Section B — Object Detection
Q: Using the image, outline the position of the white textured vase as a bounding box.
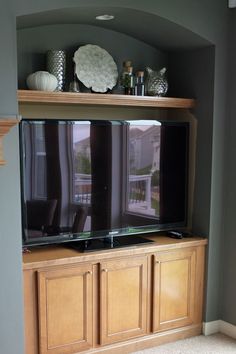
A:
[26,71,58,91]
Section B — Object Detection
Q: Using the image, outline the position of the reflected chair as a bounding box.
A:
[72,205,89,233]
[26,199,57,232]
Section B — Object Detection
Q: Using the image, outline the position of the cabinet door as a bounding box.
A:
[100,255,148,345]
[37,264,93,354]
[153,247,196,332]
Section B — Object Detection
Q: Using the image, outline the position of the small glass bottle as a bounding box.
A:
[124,66,134,95]
[69,74,80,92]
[134,71,145,96]
[120,60,132,88]
[69,66,80,93]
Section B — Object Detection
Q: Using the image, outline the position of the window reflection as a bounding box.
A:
[127,121,161,218]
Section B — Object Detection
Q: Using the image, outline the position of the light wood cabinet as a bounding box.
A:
[152,247,196,332]
[100,256,148,345]
[23,236,207,354]
[37,264,93,354]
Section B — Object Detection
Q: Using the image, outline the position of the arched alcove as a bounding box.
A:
[16,6,213,94]
[16,5,215,236]
[16,6,211,50]
[0,2,229,354]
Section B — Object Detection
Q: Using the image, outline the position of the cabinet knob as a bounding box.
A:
[102,269,108,272]
[156,260,161,264]
[87,271,93,275]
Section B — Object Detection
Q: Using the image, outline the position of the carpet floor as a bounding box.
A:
[133,334,236,353]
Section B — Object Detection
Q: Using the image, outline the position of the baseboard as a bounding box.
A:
[202,320,220,336]
[203,320,236,339]
[220,320,236,339]
[83,324,202,354]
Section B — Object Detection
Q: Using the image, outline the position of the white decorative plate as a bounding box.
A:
[73,44,118,93]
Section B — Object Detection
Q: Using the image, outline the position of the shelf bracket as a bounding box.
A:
[0,117,20,166]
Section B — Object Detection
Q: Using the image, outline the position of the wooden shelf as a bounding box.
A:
[17,90,195,109]
[0,118,19,165]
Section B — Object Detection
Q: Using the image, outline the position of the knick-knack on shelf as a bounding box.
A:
[124,66,134,95]
[134,71,145,96]
[26,71,58,91]
[145,67,168,97]
[69,64,80,93]
[120,60,132,87]
[46,50,66,91]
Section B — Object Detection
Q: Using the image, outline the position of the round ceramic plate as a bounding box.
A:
[73,44,118,93]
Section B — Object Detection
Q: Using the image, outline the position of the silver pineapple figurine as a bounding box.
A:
[145,67,168,97]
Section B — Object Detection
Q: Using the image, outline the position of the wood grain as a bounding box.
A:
[0,118,19,165]
[37,264,93,354]
[23,236,207,270]
[100,256,148,345]
[152,247,196,332]
[194,246,206,324]
[82,324,202,354]
[23,238,207,354]
[17,90,195,109]
[23,270,39,354]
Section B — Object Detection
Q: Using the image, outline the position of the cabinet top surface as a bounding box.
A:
[17,90,195,109]
[23,235,207,270]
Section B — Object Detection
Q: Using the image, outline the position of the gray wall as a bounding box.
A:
[168,47,225,321]
[0,1,231,353]
[221,10,236,325]
[17,24,166,90]
[0,4,24,354]
[168,47,215,236]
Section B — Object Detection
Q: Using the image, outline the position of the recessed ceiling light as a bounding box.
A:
[95,14,115,21]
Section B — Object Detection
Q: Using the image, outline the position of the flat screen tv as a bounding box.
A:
[20,119,189,251]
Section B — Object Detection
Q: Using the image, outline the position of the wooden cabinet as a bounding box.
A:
[100,256,148,345]
[37,264,93,354]
[152,247,197,333]
[23,236,207,354]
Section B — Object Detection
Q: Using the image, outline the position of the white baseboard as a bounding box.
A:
[220,320,236,339]
[203,320,220,336]
[203,320,236,339]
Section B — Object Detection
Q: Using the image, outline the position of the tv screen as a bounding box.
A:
[20,119,189,248]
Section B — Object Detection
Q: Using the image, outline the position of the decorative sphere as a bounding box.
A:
[26,71,58,91]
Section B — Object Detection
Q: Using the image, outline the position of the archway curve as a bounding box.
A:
[16,6,211,51]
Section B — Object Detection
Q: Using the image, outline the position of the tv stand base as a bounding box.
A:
[68,235,154,252]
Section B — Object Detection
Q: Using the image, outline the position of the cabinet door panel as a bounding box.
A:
[38,265,93,354]
[100,256,148,345]
[153,248,196,332]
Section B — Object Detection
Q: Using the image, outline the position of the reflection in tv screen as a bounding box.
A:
[20,119,189,246]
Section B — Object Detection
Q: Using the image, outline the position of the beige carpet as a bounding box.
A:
[133,334,236,353]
